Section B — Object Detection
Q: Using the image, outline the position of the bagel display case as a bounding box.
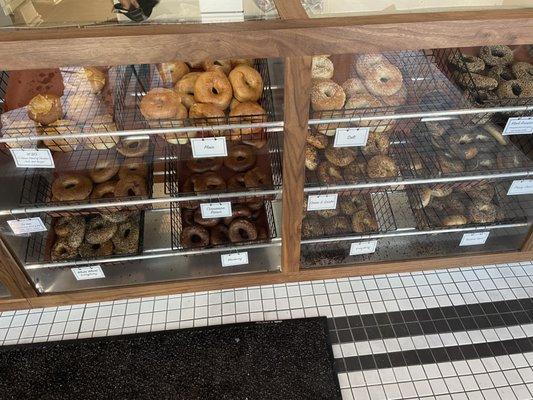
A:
[0,1,532,310]
[0,57,285,294]
[301,46,533,270]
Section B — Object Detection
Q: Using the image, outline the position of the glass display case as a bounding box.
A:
[0,58,285,293]
[0,1,531,307]
[301,47,533,269]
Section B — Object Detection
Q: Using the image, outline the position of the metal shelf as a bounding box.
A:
[301,223,529,245]
[22,205,283,270]
[301,188,531,244]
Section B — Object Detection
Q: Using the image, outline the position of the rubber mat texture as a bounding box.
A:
[0,317,341,400]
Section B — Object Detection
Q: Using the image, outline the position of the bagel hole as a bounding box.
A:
[65,183,76,190]
[127,142,138,149]
[492,49,505,57]
[511,83,523,96]
[238,228,250,240]
[380,77,389,83]
[127,189,137,196]
[211,87,219,95]
[102,192,114,199]
[191,234,202,244]
[501,72,513,81]
[123,228,131,238]
[92,244,101,251]
[236,156,245,161]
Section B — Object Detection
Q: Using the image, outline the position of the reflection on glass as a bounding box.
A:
[302,0,532,18]
[0,0,278,29]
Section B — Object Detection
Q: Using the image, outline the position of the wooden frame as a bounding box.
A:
[0,4,532,310]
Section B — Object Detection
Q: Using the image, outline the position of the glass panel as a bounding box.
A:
[0,0,278,29]
[302,1,533,18]
[302,45,533,269]
[0,57,285,293]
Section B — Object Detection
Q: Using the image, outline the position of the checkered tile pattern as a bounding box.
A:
[2,262,533,399]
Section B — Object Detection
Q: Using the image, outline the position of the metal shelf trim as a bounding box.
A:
[24,239,283,270]
[0,106,530,144]
[308,105,532,126]
[0,189,283,216]
[304,171,533,193]
[301,222,530,244]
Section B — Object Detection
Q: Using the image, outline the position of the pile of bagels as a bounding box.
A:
[140,59,267,146]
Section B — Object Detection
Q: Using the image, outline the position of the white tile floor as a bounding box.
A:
[3,261,533,399]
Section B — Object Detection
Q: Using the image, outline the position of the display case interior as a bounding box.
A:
[0,57,285,293]
[302,45,533,270]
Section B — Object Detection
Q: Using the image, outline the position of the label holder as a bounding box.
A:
[221,252,249,267]
[200,202,233,219]
[307,194,338,211]
[503,117,533,136]
[334,127,370,148]
[10,148,55,169]
[190,137,228,159]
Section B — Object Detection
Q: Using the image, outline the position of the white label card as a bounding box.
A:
[350,240,378,256]
[460,232,490,247]
[307,194,338,211]
[10,149,54,168]
[503,117,533,135]
[7,217,47,235]
[221,252,249,267]
[71,266,105,281]
[200,202,233,219]
[507,180,533,196]
[190,137,228,158]
[334,127,370,148]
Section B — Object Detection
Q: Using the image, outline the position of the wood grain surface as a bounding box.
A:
[1,10,532,69]
[282,56,312,273]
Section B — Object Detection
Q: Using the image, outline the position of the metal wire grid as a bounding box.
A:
[24,211,145,264]
[305,128,406,188]
[310,50,470,128]
[302,189,397,240]
[164,131,283,199]
[433,48,533,109]
[405,179,529,231]
[395,119,532,180]
[169,199,278,251]
[511,136,533,161]
[0,66,128,153]
[121,59,276,143]
[18,142,156,215]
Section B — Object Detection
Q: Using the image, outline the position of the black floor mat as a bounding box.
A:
[0,317,341,400]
